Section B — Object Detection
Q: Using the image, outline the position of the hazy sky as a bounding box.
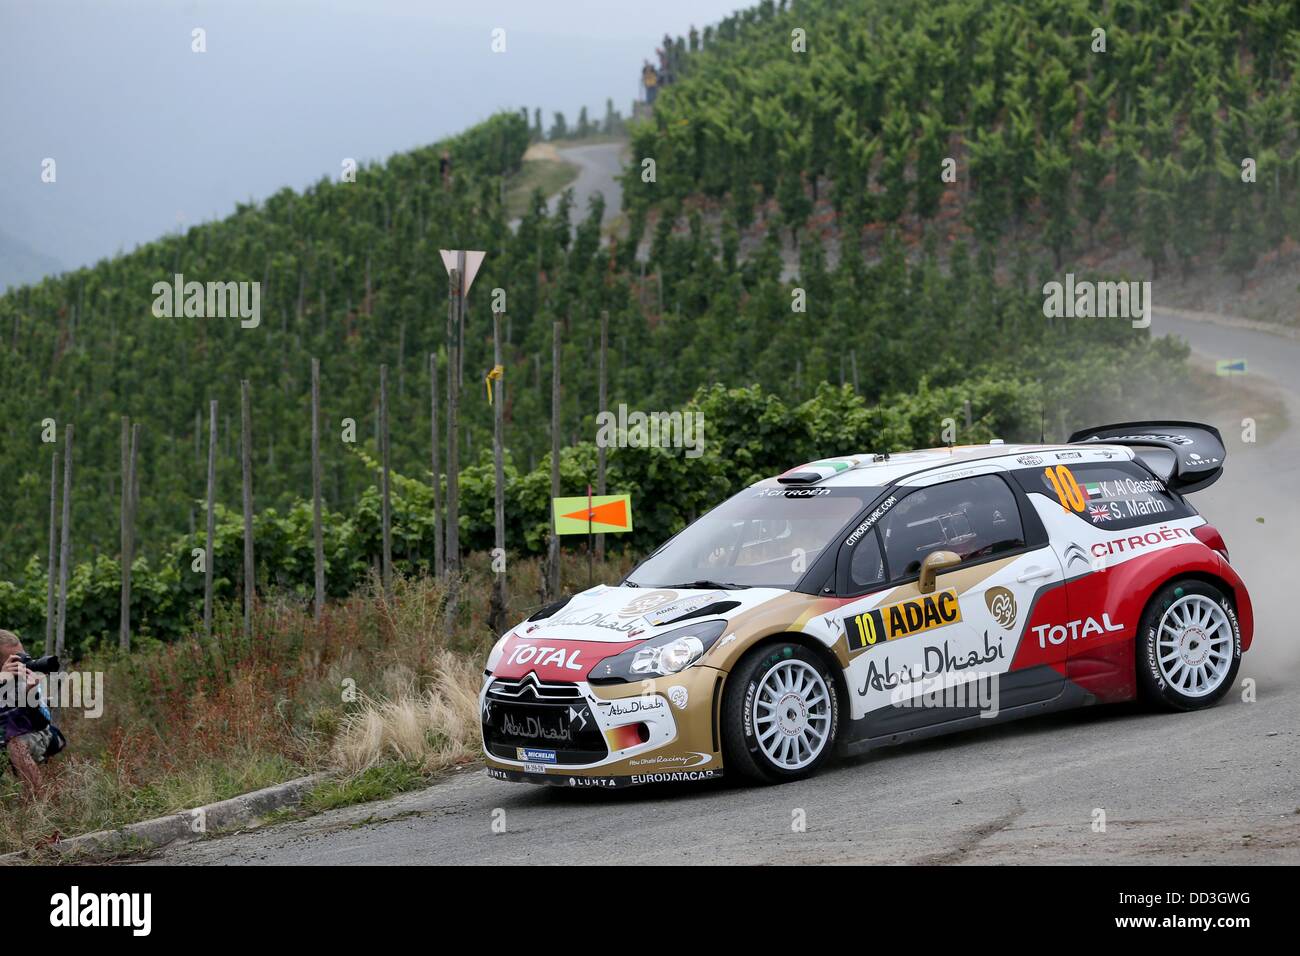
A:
[0,0,741,278]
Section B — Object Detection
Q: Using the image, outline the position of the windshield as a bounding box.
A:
[626,486,876,589]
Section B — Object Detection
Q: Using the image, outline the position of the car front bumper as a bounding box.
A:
[481,665,724,788]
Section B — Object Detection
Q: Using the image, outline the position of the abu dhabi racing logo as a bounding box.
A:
[627,751,712,769]
[618,590,679,617]
[985,586,1017,630]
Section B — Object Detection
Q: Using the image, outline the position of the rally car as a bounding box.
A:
[481,421,1251,786]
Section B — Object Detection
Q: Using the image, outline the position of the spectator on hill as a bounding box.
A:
[0,630,54,799]
[642,60,659,104]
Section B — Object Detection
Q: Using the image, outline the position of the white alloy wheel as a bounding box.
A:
[1155,594,1234,698]
[753,659,833,770]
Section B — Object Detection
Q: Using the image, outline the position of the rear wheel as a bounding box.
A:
[722,642,840,783]
[1137,578,1241,711]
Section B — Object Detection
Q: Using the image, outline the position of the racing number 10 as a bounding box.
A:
[849,612,879,646]
[1044,465,1086,513]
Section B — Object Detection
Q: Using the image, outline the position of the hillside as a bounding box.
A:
[628,0,1300,310]
[5,0,1291,631]
[0,113,543,575]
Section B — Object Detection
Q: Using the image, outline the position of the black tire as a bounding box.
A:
[1136,578,1241,711]
[721,640,840,784]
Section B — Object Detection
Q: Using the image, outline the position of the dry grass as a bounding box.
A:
[331,650,482,775]
[1,553,636,854]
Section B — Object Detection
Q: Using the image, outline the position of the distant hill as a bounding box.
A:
[0,228,63,292]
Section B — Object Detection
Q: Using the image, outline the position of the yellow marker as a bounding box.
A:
[485,364,504,403]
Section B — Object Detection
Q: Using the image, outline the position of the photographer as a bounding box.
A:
[0,629,59,798]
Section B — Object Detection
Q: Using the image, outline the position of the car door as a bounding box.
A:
[837,472,1066,738]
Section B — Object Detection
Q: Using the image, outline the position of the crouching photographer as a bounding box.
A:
[0,629,67,799]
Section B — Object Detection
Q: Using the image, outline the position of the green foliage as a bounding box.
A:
[301,762,427,813]
[631,0,1300,261]
[0,361,1183,652]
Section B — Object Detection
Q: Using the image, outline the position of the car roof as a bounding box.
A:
[757,443,1137,490]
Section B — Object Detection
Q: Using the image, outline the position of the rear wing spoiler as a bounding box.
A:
[1068,420,1225,494]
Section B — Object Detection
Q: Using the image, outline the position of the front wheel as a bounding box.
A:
[722,642,840,784]
[1137,578,1241,711]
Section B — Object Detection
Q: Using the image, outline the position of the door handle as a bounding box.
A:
[1016,567,1054,584]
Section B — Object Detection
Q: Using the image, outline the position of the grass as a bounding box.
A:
[0,551,637,856]
[329,651,481,774]
[301,762,428,813]
[504,155,580,219]
[0,753,301,851]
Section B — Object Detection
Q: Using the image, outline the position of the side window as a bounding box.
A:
[1013,461,1193,531]
[879,475,1026,578]
[848,528,886,591]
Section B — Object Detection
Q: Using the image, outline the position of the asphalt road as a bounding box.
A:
[148,307,1300,866]
[546,142,625,228]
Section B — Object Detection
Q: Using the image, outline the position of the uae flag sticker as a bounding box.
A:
[1084,482,1103,499]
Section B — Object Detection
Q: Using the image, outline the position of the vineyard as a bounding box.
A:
[626,0,1300,279]
[2,0,1294,653]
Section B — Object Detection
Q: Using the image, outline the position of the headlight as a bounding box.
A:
[590,620,728,683]
[633,636,704,676]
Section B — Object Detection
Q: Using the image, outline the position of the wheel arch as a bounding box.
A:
[1170,569,1237,604]
[1131,567,1240,655]
[1138,568,1241,629]
[710,629,851,753]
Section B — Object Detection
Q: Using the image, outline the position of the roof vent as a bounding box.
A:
[776,458,859,485]
[989,439,1004,445]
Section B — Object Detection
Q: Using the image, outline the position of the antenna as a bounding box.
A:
[1039,409,1045,444]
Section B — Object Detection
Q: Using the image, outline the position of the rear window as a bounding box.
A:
[1012,461,1193,531]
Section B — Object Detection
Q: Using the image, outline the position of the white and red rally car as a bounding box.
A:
[481,421,1251,786]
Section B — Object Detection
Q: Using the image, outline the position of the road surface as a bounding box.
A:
[149,308,1300,865]
[546,142,625,228]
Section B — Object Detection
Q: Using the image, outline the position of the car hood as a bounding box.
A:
[488,584,789,681]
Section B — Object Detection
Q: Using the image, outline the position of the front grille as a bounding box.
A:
[483,675,606,765]
[487,675,583,702]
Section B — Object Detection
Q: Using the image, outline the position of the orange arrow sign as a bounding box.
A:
[552,493,633,534]
[560,498,628,528]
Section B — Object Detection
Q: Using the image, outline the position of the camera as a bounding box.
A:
[17,653,59,674]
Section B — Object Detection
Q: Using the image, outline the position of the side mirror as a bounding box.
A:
[918,550,962,594]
